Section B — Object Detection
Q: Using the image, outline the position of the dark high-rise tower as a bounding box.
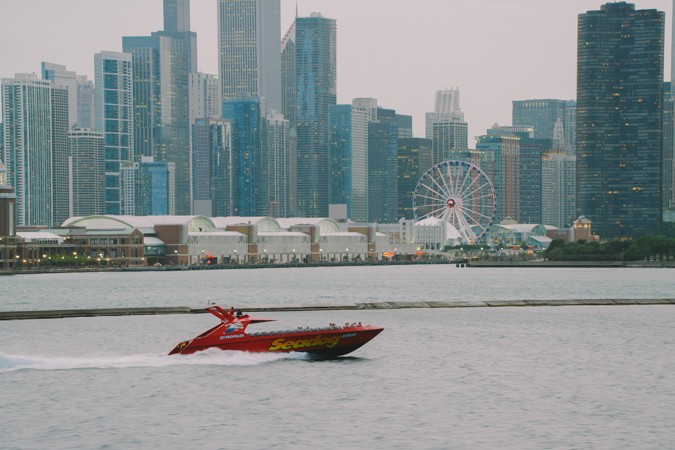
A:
[577,2,664,238]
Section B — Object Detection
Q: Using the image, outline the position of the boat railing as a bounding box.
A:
[247,325,344,337]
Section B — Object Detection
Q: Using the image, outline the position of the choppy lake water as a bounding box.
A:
[1,266,675,449]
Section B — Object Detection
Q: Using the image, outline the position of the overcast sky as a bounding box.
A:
[1,0,672,139]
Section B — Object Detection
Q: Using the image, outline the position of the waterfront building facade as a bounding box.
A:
[577,2,664,237]
[0,161,17,269]
[295,13,337,217]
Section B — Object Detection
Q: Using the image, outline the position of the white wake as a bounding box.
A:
[0,348,304,373]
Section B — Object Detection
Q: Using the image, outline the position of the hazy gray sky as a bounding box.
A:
[1,0,672,139]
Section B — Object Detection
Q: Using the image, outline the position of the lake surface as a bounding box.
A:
[1,265,674,311]
[1,266,675,449]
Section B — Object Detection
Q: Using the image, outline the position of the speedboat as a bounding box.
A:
[168,305,384,358]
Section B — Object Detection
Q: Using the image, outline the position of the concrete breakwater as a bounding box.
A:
[1,298,674,320]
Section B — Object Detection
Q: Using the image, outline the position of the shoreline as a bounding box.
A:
[2,298,674,320]
[2,259,675,275]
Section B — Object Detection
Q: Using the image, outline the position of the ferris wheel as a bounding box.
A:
[413,160,496,244]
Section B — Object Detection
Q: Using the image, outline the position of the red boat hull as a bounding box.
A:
[169,325,383,358]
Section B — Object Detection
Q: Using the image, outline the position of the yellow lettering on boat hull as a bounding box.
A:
[268,335,341,351]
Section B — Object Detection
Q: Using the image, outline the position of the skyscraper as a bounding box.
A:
[164,0,191,33]
[265,111,290,218]
[512,99,577,154]
[2,74,70,227]
[69,129,105,217]
[189,72,222,126]
[136,157,176,215]
[295,13,337,217]
[367,107,399,224]
[664,82,675,214]
[94,51,135,215]
[476,128,520,223]
[577,2,664,238]
[425,88,469,164]
[218,0,282,112]
[281,20,298,213]
[76,75,96,130]
[41,62,78,129]
[397,138,432,220]
[123,0,196,215]
[542,152,576,228]
[41,64,96,131]
[328,104,369,222]
[50,83,70,226]
[192,118,233,216]
[222,97,265,216]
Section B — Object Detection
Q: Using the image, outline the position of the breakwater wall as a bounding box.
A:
[1,298,674,321]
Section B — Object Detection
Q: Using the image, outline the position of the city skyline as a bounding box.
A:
[1,0,672,139]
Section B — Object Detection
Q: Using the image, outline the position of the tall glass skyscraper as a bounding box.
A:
[2,74,69,227]
[397,138,432,220]
[192,118,233,216]
[218,0,281,112]
[577,2,664,238]
[222,98,265,216]
[542,152,577,228]
[368,108,399,224]
[137,158,175,215]
[295,13,337,217]
[123,0,196,215]
[328,104,368,222]
[94,51,135,215]
[265,111,290,218]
